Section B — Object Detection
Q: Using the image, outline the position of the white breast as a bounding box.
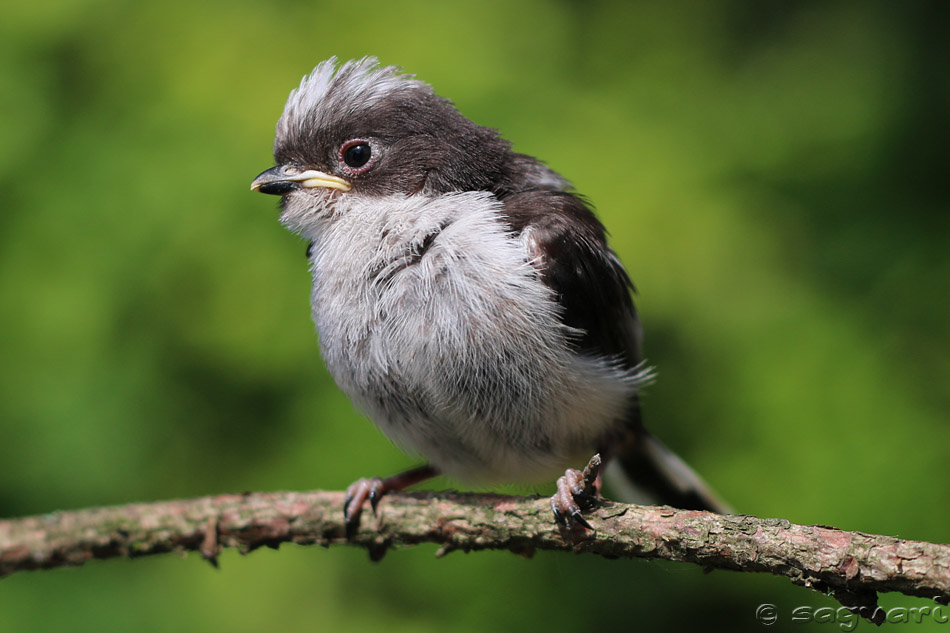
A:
[299,192,640,484]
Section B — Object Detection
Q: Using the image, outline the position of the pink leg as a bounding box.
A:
[344,464,438,534]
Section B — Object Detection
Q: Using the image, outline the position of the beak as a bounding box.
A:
[250,166,352,195]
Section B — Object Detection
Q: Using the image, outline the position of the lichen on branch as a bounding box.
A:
[1,490,947,624]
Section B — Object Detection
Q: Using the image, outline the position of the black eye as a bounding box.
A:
[343,143,372,169]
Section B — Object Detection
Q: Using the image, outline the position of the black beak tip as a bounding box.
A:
[252,165,298,196]
[255,180,299,196]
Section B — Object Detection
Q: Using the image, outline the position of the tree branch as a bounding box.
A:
[1,490,947,623]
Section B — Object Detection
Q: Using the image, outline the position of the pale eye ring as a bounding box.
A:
[339,139,375,174]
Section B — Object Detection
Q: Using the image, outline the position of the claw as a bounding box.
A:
[551,500,566,527]
[550,453,604,538]
[344,477,382,535]
[342,464,438,538]
[570,510,594,531]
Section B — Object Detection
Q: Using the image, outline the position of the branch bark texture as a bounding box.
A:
[1,490,947,620]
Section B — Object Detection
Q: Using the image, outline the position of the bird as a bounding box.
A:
[251,57,730,534]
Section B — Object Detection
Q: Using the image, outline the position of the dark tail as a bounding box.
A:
[605,432,733,514]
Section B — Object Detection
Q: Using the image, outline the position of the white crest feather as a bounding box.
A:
[275,57,428,145]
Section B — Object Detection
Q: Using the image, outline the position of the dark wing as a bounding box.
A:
[499,191,732,512]
[500,190,733,511]
[501,190,730,511]
[499,190,643,367]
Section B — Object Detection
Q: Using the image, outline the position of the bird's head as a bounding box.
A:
[251,57,525,231]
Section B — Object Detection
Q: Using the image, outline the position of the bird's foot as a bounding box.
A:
[551,453,603,539]
[344,477,386,536]
[343,464,437,536]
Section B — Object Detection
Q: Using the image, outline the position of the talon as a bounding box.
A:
[551,500,566,526]
[344,477,380,535]
[341,465,438,538]
[550,455,605,537]
[570,510,594,531]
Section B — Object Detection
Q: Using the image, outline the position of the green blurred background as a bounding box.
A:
[1,1,947,631]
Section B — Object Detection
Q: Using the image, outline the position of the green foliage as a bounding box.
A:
[1,1,947,631]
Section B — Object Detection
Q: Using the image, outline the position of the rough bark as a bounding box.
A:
[1,490,948,623]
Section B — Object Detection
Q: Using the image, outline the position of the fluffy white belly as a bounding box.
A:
[302,192,638,484]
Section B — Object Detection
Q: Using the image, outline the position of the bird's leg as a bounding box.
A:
[344,464,438,535]
[551,453,604,536]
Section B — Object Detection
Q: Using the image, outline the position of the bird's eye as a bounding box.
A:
[341,141,373,170]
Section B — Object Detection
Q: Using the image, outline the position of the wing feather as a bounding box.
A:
[500,190,643,366]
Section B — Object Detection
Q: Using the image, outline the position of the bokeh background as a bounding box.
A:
[1,1,947,631]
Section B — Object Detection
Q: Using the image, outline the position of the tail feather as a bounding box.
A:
[605,432,733,514]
